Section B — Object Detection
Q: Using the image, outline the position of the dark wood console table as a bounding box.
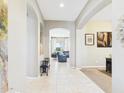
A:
[106,58,112,73]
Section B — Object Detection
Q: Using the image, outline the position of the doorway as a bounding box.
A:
[49,28,70,63]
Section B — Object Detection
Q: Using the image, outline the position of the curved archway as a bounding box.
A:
[50,28,70,37]
[43,21,76,67]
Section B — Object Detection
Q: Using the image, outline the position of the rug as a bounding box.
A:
[80,68,112,93]
[98,70,112,77]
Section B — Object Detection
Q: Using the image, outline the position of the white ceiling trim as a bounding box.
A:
[76,0,112,29]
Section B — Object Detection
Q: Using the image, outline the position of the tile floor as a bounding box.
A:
[26,59,105,93]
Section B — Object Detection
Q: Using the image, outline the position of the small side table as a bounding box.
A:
[106,58,112,73]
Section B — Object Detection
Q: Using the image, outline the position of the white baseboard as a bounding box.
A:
[26,76,39,80]
[76,66,106,69]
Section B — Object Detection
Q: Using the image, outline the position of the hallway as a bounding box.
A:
[2,0,124,92]
[26,59,105,93]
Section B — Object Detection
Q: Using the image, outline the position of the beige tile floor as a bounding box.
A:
[26,59,105,93]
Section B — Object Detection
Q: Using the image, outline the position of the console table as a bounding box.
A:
[106,58,112,73]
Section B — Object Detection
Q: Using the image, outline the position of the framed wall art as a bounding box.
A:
[85,34,94,46]
[97,32,112,47]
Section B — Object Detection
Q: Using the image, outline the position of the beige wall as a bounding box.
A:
[76,20,112,68]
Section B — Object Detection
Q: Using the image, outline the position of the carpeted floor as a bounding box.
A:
[98,69,112,77]
[80,68,112,93]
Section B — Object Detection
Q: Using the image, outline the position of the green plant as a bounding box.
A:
[0,7,8,40]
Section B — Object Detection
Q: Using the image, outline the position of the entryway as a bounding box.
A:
[49,28,70,63]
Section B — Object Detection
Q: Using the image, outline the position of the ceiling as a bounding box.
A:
[37,0,88,21]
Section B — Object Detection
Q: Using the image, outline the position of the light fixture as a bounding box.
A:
[60,3,64,8]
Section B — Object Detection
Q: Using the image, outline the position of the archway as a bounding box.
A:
[43,21,76,68]
[49,28,71,63]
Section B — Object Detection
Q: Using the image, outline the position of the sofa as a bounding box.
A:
[58,52,67,62]
[51,52,57,58]
[63,51,69,58]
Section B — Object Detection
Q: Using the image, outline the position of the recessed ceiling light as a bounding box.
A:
[60,3,64,8]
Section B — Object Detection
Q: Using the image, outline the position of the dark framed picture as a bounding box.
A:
[85,34,94,46]
[97,32,112,47]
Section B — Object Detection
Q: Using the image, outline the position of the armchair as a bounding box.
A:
[58,53,67,62]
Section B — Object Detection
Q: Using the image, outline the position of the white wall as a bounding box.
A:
[27,0,45,78]
[8,0,27,92]
[8,0,44,92]
[113,0,124,93]
[27,5,38,77]
[76,28,88,67]
[76,4,112,68]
